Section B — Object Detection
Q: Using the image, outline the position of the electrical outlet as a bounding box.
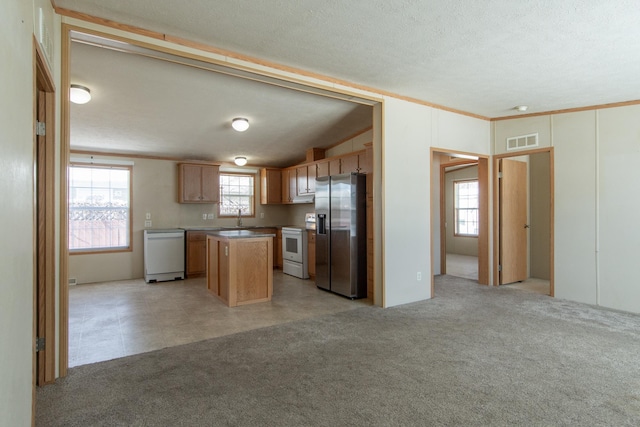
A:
[260,212,264,219]
[207,213,214,219]
[145,212,151,220]
[417,272,422,281]
[144,220,152,228]
[202,214,207,220]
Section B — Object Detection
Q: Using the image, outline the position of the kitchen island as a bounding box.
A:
[206,230,275,307]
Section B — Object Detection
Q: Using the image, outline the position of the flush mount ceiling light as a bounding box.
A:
[234,156,248,166]
[70,84,92,104]
[231,117,249,132]
[515,105,528,112]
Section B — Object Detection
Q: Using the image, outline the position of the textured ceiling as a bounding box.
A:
[55,0,640,163]
[57,0,640,119]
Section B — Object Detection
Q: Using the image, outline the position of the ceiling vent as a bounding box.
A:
[506,133,538,151]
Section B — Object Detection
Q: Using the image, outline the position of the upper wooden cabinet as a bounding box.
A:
[316,160,329,178]
[281,168,297,204]
[297,164,317,195]
[340,153,359,174]
[260,168,282,204]
[178,163,219,203]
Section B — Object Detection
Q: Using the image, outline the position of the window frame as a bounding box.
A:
[68,163,133,254]
[217,172,256,218]
[453,178,479,238]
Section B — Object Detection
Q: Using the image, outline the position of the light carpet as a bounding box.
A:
[36,275,640,426]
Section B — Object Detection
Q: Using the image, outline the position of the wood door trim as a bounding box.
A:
[59,25,72,379]
[34,34,57,405]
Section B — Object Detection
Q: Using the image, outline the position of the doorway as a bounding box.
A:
[431,149,489,295]
[493,148,554,296]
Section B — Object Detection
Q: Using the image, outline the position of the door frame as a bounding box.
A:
[492,147,554,295]
[431,148,489,295]
[33,37,57,392]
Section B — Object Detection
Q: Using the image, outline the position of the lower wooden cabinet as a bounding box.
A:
[308,230,316,279]
[186,231,207,277]
[276,229,283,269]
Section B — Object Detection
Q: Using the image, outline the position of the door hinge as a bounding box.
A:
[498,172,503,179]
[35,337,45,352]
[36,121,46,136]
[498,265,502,272]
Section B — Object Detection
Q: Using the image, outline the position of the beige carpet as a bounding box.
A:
[37,275,640,426]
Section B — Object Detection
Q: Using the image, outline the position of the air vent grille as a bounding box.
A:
[506,133,538,151]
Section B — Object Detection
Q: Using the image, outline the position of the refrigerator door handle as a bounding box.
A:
[317,214,327,235]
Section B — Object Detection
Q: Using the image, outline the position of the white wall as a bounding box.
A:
[1,0,57,424]
[597,105,640,312]
[382,98,433,306]
[495,106,640,313]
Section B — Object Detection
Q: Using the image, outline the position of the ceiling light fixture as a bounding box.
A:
[232,117,250,132]
[515,105,528,112]
[70,84,92,104]
[234,156,248,166]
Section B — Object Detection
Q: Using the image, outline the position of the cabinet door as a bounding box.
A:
[281,168,296,203]
[307,164,317,193]
[358,151,371,174]
[187,232,207,276]
[200,165,219,203]
[308,231,316,277]
[340,153,359,174]
[180,164,203,202]
[276,229,283,268]
[329,158,341,175]
[296,165,309,195]
[316,161,329,178]
[261,168,282,204]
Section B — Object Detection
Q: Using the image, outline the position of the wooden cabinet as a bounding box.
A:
[178,163,219,203]
[297,164,317,195]
[281,168,297,204]
[340,153,359,173]
[276,229,283,268]
[260,168,282,204]
[252,228,278,268]
[207,234,273,307]
[186,231,207,277]
[337,150,368,174]
[316,160,329,178]
[329,158,341,175]
[307,230,316,279]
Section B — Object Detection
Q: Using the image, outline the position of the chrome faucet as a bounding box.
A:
[237,208,242,227]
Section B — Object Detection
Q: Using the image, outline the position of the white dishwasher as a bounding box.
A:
[143,229,185,283]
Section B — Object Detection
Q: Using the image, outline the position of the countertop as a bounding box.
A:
[181,226,283,231]
[206,230,276,239]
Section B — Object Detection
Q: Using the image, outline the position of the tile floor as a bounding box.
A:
[69,271,370,367]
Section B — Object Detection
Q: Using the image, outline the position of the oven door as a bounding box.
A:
[282,230,303,263]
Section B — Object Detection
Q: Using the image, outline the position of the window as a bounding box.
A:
[454,180,479,237]
[218,173,255,217]
[69,164,131,252]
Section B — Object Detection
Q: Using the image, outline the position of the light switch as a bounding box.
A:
[202,214,207,220]
[145,212,151,220]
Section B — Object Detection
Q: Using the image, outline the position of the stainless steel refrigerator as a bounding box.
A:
[315,173,367,299]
